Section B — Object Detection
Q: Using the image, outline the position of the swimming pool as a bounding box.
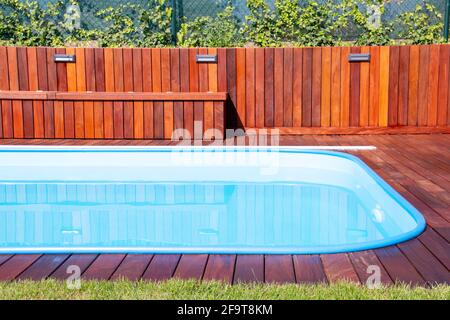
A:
[0,147,425,254]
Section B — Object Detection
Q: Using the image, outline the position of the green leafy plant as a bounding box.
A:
[0,0,447,48]
[96,4,140,47]
[0,0,97,46]
[62,1,98,46]
[243,0,278,47]
[0,0,66,46]
[244,0,354,47]
[293,0,353,46]
[139,0,173,46]
[96,0,173,47]
[273,0,301,44]
[397,3,444,44]
[177,6,243,47]
[350,0,393,46]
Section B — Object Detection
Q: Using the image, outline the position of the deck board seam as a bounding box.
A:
[262,255,266,283]
[417,237,450,272]
[48,254,73,279]
[345,253,364,285]
[80,254,100,277]
[290,255,298,284]
[373,247,426,286]
[42,254,72,280]
[200,255,211,282]
[12,254,43,280]
[137,254,156,280]
[171,255,183,279]
[230,255,238,285]
[395,245,437,287]
[0,255,14,268]
[367,251,395,285]
[107,254,128,281]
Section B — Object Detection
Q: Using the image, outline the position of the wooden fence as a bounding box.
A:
[0,45,449,139]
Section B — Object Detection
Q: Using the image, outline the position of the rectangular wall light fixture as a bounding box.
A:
[54,54,76,63]
[196,54,217,63]
[348,53,370,63]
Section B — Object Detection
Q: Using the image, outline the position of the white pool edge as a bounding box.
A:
[0,145,377,151]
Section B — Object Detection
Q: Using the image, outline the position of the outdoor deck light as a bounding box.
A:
[196,54,217,63]
[348,53,370,62]
[54,54,76,63]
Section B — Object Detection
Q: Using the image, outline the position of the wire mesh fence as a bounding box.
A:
[3,0,450,43]
[49,0,449,27]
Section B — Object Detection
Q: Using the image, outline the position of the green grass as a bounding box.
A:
[0,279,448,300]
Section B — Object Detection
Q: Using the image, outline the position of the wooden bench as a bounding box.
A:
[0,91,227,140]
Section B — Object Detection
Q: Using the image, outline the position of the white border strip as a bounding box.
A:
[0,145,377,151]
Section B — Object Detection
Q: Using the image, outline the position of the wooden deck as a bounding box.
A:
[0,134,448,286]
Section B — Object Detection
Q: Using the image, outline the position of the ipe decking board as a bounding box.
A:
[17,254,70,281]
[233,254,264,283]
[321,253,360,283]
[265,255,296,284]
[0,255,12,266]
[203,255,236,284]
[0,254,41,281]
[141,254,180,281]
[348,250,392,286]
[110,254,154,281]
[50,254,98,280]
[374,246,425,286]
[82,254,126,280]
[292,255,328,284]
[173,254,208,280]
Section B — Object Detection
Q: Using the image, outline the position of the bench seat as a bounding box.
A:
[0,90,227,140]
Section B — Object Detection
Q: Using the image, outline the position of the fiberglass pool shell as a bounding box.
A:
[0,147,426,254]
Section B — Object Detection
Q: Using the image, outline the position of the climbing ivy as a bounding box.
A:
[95,0,173,47]
[177,6,243,47]
[0,0,67,46]
[397,3,444,44]
[350,0,393,46]
[0,0,446,47]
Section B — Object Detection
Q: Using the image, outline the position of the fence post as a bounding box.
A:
[178,0,184,22]
[170,0,184,45]
[170,0,177,45]
[445,0,450,41]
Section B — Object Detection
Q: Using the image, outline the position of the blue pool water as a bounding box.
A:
[0,147,425,254]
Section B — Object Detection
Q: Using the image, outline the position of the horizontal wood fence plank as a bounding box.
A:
[0,91,228,101]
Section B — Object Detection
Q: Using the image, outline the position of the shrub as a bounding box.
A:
[96,0,173,47]
[243,0,278,47]
[95,4,141,47]
[292,0,353,46]
[397,3,444,44]
[0,0,66,46]
[274,0,301,44]
[62,1,98,46]
[177,6,243,47]
[139,0,173,47]
[350,0,393,46]
[243,0,354,47]
[0,0,447,47]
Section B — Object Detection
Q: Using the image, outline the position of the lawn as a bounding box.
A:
[0,279,448,300]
